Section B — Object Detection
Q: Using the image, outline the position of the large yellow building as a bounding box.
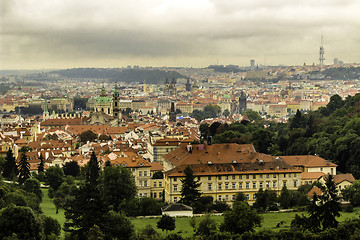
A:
[163,143,301,204]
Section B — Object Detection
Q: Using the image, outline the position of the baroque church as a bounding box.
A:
[164,77,176,96]
[90,84,122,126]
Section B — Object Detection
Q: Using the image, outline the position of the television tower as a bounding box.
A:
[319,34,325,68]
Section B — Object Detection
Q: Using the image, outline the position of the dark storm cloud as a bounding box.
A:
[1,0,360,69]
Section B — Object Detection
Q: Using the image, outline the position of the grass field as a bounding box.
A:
[39,188,360,239]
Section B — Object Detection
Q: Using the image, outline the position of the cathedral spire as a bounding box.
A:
[100,82,106,96]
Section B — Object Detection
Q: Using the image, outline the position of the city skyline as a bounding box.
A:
[1,0,360,70]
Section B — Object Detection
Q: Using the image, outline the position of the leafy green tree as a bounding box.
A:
[23,178,42,200]
[152,170,163,179]
[342,182,360,206]
[138,225,160,239]
[157,214,175,234]
[45,166,64,191]
[79,130,97,143]
[253,188,267,211]
[40,215,61,238]
[223,109,230,117]
[251,129,273,154]
[62,161,80,177]
[279,185,291,209]
[180,165,201,206]
[0,204,41,240]
[194,214,217,237]
[220,200,262,235]
[37,154,44,173]
[101,211,134,240]
[18,152,30,185]
[100,166,137,212]
[2,149,18,180]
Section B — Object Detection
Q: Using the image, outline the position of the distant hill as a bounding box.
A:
[50,68,185,84]
[310,67,360,80]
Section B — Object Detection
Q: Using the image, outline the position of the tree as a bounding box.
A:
[23,178,42,200]
[342,182,360,206]
[253,188,267,211]
[194,214,217,237]
[0,205,42,240]
[220,200,262,235]
[87,151,100,185]
[2,149,18,180]
[37,154,44,173]
[45,166,64,191]
[279,185,291,209]
[79,130,97,143]
[100,166,137,212]
[320,174,341,229]
[180,165,201,206]
[101,211,134,240]
[152,170,163,179]
[40,215,61,238]
[62,161,80,177]
[223,109,230,117]
[157,214,175,233]
[18,152,30,185]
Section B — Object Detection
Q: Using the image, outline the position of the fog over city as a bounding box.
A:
[1,0,360,69]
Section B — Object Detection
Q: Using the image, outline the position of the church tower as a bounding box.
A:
[112,84,121,119]
[239,91,247,113]
[170,77,176,96]
[164,77,170,95]
[185,78,191,91]
[43,99,49,120]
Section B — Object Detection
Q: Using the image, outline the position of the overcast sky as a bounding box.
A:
[1,0,360,70]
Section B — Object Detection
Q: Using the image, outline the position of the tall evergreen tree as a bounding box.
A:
[320,174,341,229]
[38,154,44,173]
[180,165,201,205]
[18,152,30,185]
[87,151,100,185]
[2,149,18,180]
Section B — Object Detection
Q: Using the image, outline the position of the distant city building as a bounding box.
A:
[239,91,247,113]
[185,78,192,91]
[164,77,177,96]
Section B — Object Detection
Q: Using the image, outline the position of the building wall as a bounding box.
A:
[306,167,336,175]
[165,172,301,205]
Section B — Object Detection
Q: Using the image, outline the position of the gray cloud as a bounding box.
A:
[1,0,360,69]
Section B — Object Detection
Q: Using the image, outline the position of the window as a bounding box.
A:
[139,171,142,177]
[232,195,236,201]
[294,173,297,177]
[289,173,291,178]
[253,182,256,189]
[273,174,277,178]
[159,192,162,198]
[218,183,222,190]
[218,176,222,180]
[239,183,243,189]
[232,175,235,180]
[159,182,162,187]
[283,181,286,187]
[253,175,256,179]
[218,195,222,201]
[232,183,236,189]
[294,180,297,188]
[260,174,263,179]
[208,176,211,180]
[174,185,178,192]
[283,173,286,178]
[139,193,142,198]
[267,174,270,178]
[154,182,157,187]
[154,193,157,198]
[246,183,250,189]
[246,194,250,200]
[259,182,263,189]
[144,171,147,176]
[139,181,143,187]
[266,182,270,188]
[320,167,323,171]
[246,175,249,179]
[273,181,277,188]
[239,175,242,179]
[144,193,147,197]
[225,195,229,201]
[225,183,229,190]
[174,197,178,202]
[208,184,212,191]
[253,194,256,200]
[144,181,147,187]
[174,177,177,182]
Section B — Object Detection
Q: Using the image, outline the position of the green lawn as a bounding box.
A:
[39,191,360,239]
[40,188,66,238]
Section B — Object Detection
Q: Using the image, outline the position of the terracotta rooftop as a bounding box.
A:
[280,155,337,168]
